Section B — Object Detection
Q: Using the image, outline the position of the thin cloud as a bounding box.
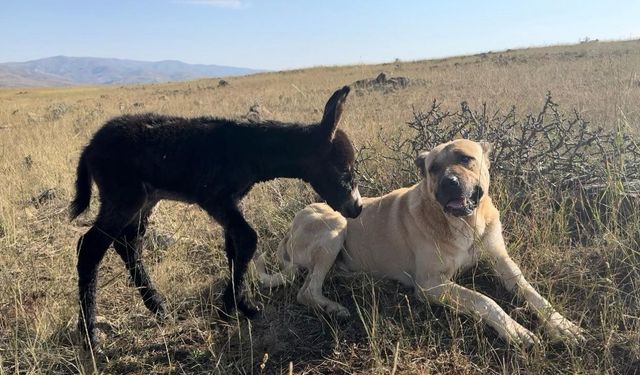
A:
[174,0,249,9]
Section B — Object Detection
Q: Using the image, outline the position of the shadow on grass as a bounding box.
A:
[34,261,638,374]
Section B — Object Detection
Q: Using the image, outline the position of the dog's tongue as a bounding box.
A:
[446,198,466,209]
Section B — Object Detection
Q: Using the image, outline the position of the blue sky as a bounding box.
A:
[1,0,638,70]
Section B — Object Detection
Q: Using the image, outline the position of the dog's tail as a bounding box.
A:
[69,149,92,220]
[254,231,298,288]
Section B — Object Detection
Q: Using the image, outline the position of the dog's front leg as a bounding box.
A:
[481,220,586,344]
[416,279,539,347]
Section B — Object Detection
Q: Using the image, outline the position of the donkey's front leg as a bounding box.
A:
[223,226,261,318]
[205,202,261,319]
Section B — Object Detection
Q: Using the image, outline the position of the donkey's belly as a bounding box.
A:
[146,184,196,204]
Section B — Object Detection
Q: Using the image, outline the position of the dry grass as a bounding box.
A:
[1,40,640,374]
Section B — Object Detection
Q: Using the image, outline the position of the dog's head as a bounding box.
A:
[415,139,492,217]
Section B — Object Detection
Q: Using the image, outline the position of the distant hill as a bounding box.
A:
[0,56,261,87]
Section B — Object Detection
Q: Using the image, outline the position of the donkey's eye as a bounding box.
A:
[339,169,352,183]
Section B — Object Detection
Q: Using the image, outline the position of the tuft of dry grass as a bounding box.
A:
[1,39,640,374]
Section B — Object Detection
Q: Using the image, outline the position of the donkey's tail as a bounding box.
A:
[254,231,298,288]
[69,150,92,220]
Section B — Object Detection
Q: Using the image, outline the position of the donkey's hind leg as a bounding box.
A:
[113,201,166,317]
[77,202,141,352]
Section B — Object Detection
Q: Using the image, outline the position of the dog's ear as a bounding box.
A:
[479,141,492,169]
[320,86,350,140]
[415,151,430,177]
[479,141,492,156]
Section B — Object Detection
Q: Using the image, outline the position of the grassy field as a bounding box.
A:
[1,39,639,374]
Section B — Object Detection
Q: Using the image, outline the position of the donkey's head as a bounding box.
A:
[306,86,362,218]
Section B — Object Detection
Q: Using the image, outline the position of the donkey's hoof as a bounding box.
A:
[219,300,263,321]
[77,332,104,359]
[79,341,108,372]
[239,301,263,320]
[144,295,166,315]
[152,304,169,322]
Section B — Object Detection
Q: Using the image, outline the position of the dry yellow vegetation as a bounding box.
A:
[1,40,639,374]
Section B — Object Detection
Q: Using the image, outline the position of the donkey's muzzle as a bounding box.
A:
[340,187,363,218]
[341,201,362,218]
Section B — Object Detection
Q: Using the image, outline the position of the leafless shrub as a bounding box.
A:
[357,94,640,241]
[26,112,42,123]
[46,103,71,121]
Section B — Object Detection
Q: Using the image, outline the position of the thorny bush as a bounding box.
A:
[356,94,640,242]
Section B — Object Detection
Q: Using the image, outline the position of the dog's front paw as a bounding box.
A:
[324,302,350,318]
[511,325,540,349]
[544,313,586,344]
[502,321,540,349]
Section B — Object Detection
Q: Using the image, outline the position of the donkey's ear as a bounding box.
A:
[415,151,430,177]
[320,86,350,140]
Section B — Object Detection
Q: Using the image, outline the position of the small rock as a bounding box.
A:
[24,155,33,169]
[32,188,58,207]
[352,72,410,91]
[27,112,42,122]
[243,103,271,123]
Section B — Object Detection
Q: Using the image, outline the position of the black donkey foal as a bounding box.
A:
[70,86,362,352]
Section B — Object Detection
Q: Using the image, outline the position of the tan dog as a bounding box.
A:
[256,139,585,346]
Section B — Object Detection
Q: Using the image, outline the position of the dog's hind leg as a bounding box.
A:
[297,234,349,318]
[254,230,298,288]
[113,201,166,317]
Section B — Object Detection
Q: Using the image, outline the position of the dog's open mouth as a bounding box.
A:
[444,197,474,217]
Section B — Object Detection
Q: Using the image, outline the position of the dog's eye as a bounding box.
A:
[458,155,473,164]
[429,164,440,174]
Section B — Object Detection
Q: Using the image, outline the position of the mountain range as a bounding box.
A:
[0,56,261,87]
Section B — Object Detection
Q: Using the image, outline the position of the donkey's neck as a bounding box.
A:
[249,123,324,182]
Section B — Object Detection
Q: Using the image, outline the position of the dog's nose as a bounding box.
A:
[441,175,460,189]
